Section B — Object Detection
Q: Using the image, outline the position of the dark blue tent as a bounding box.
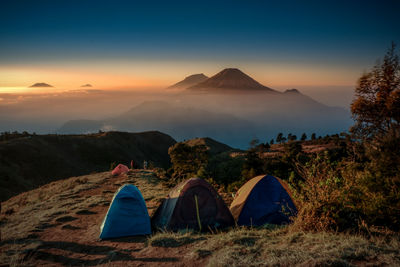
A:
[230,175,297,226]
[99,184,151,239]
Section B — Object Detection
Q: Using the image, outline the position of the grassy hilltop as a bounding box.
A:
[1,169,399,266]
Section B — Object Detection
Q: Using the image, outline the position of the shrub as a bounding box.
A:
[291,142,400,232]
[291,155,362,232]
[168,143,208,181]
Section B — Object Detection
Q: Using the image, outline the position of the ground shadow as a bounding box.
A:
[107,235,148,243]
[29,241,179,266]
[150,236,206,248]
[75,210,97,215]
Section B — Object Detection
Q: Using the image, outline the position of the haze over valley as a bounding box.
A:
[0,68,352,148]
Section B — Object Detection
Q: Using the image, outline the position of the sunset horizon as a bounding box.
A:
[2,1,399,100]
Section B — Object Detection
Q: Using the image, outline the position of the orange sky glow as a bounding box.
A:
[0,60,361,94]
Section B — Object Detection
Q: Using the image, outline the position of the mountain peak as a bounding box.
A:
[218,68,243,74]
[187,68,277,92]
[29,82,53,88]
[167,73,208,89]
[284,88,301,94]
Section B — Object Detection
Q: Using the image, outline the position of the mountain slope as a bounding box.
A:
[1,170,398,266]
[187,68,277,92]
[0,131,176,201]
[183,137,235,155]
[168,73,208,89]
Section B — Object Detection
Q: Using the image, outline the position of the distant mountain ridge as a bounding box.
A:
[29,82,53,88]
[187,68,277,92]
[58,101,254,147]
[168,73,208,89]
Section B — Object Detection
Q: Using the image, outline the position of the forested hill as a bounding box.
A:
[0,131,176,201]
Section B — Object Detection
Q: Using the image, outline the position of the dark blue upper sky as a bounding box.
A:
[1,0,400,90]
[1,0,399,63]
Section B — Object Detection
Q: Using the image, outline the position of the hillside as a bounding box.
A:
[167,73,208,89]
[1,170,399,266]
[0,131,176,201]
[183,137,236,155]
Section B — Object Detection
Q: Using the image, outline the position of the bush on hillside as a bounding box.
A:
[168,143,208,181]
[292,134,400,232]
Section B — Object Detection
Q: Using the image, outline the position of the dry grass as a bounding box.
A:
[2,169,400,266]
[148,227,400,266]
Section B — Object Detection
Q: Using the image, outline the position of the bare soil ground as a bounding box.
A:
[1,170,399,266]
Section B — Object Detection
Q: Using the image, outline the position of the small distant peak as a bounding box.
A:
[81,84,93,87]
[167,73,209,89]
[29,82,53,88]
[185,73,207,79]
[284,88,301,94]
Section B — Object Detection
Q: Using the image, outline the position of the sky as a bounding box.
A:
[1,0,400,96]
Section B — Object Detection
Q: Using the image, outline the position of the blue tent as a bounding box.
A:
[99,184,151,239]
[230,175,297,226]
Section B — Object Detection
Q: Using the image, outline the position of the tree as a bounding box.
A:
[351,43,400,140]
[270,139,274,145]
[168,143,208,180]
[276,133,283,144]
[301,133,307,141]
[311,133,316,140]
[264,142,270,151]
[249,138,260,148]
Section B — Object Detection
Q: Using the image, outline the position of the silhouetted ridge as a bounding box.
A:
[168,73,209,89]
[187,68,277,92]
[284,89,301,94]
[183,137,235,155]
[29,82,53,88]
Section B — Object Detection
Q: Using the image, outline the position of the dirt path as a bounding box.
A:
[0,170,208,266]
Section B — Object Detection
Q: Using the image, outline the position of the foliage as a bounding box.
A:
[291,155,361,231]
[292,137,400,231]
[206,153,245,187]
[311,133,316,140]
[351,43,400,140]
[0,131,32,142]
[241,140,264,181]
[168,143,208,181]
